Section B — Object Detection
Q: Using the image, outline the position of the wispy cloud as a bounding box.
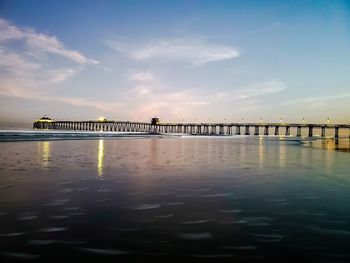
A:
[0,18,99,65]
[237,80,287,99]
[285,93,350,105]
[130,72,155,82]
[121,71,210,119]
[0,75,122,113]
[130,90,211,120]
[0,18,106,111]
[105,37,239,66]
[209,80,288,102]
[120,71,287,120]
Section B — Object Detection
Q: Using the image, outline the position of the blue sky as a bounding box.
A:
[0,0,349,123]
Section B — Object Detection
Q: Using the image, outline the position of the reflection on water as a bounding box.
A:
[37,141,51,168]
[1,137,350,262]
[278,137,287,168]
[258,137,264,169]
[97,139,104,177]
[305,138,350,152]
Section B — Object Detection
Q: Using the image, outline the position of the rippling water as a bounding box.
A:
[0,134,350,262]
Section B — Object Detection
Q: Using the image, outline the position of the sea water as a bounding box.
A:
[0,131,350,262]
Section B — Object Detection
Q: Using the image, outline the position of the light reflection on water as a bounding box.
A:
[305,138,350,152]
[37,141,51,168]
[97,139,104,177]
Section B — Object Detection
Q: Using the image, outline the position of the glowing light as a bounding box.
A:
[37,141,51,168]
[97,140,104,177]
[98,117,106,122]
[36,119,53,122]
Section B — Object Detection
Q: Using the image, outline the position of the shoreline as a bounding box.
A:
[0,130,349,153]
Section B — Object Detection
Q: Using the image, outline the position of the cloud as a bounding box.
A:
[0,18,106,111]
[130,90,211,119]
[55,97,122,112]
[0,47,76,87]
[0,48,41,77]
[238,80,287,99]
[120,71,211,119]
[46,68,77,84]
[208,80,287,102]
[130,72,154,82]
[0,76,122,112]
[105,37,239,66]
[121,71,288,121]
[285,93,350,105]
[0,18,99,65]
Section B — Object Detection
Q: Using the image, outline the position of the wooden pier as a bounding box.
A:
[33,118,350,138]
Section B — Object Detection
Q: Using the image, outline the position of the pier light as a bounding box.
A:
[327,117,330,124]
[98,116,107,122]
[280,117,283,123]
[260,117,263,123]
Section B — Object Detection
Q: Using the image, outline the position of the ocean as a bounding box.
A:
[0,129,350,262]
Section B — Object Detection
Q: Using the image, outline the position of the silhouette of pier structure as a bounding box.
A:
[33,116,350,138]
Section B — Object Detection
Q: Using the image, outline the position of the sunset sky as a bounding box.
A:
[0,0,349,123]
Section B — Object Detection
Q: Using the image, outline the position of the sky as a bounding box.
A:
[0,0,349,124]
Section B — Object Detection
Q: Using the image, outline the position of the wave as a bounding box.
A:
[0,130,169,141]
[0,129,308,143]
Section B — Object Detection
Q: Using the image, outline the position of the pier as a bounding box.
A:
[33,117,350,138]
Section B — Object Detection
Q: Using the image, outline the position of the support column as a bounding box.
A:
[254,126,259,135]
[285,126,290,136]
[264,126,269,136]
[297,126,302,137]
[219,125,224,135]
[211,125,217,135]
[308,126,313,137]
[274,126,279,136]
[321,127,326,137]
[245,126,250,135]
[235,126,241,135]
[335,127,339,138]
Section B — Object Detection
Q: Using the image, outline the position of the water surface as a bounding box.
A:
[0,136,350,262]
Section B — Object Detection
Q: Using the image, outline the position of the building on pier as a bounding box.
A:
[151,117,160,125]
[33,115,53,129]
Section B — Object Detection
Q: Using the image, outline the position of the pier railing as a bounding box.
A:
[33,120,350,138]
